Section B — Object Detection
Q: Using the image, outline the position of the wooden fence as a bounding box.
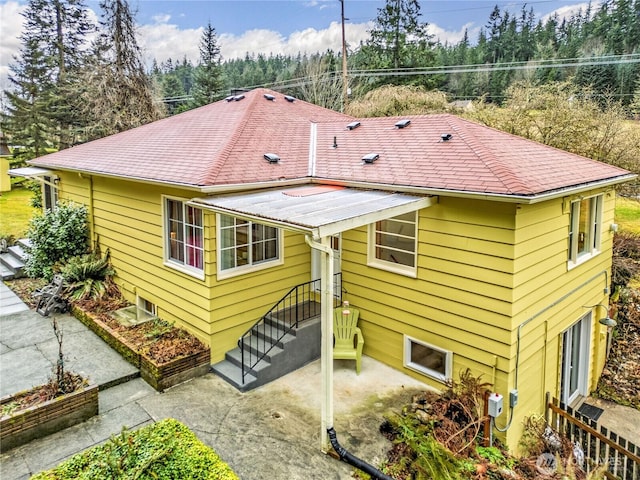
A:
[546,393,639,480]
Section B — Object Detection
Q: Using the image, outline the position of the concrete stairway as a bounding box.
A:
[0,239,30,280]
[212,315,321,392]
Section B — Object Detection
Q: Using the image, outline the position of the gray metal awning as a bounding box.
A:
[8,167,53,178]
[189,185,436,239]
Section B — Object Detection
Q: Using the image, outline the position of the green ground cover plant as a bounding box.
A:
[30,418,239,480]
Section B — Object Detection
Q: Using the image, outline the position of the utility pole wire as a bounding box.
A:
[160,53,640,104]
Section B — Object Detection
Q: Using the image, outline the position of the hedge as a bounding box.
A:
[30,418,239,480]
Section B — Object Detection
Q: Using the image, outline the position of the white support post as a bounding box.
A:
[305,235,334,452]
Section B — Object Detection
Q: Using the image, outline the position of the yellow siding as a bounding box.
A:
[53,170,617,452]
[341,196,518,419]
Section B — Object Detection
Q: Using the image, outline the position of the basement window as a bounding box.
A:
[404,336,452,382]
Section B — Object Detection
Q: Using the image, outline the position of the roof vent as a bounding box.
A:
[284,95,296,103]
[234,94,245,101]
[441,133,452,141]
[264,153,280,163]
[346,121,361,130]
[362,153,379,164]
[264,94,275,101]
[395,119,411,129]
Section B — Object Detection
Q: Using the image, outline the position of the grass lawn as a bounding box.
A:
[0,187,36,238]
[615,196,640,235]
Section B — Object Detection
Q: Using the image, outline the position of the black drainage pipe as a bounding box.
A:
[327,428,394,480]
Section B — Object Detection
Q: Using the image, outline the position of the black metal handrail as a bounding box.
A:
[238,273,342,383]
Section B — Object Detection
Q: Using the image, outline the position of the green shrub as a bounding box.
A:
[60,251,115,300]
[25,202,89,280]
[30,418,239,480]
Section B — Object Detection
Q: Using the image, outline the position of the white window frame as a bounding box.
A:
[42,175,59,212]
[568,194,603,268]
[216,214,283,280]
[163,196,205,279]
[136,296,157,320]
[404,335,452,382]
[368,212,418,277]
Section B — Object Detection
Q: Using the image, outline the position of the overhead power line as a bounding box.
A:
[160,54,640,104]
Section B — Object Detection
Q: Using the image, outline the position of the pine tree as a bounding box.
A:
[354,0,436,89]
[77,0,164,139]
[3,0,95,154]
[3,36,55,159]
[190,22,225,108]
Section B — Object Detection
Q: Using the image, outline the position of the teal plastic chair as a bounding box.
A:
[333,301,364,374]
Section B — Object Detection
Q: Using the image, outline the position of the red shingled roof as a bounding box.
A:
[30,88,631,196]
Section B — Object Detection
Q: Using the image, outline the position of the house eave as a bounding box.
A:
[29,163,635,203]
[310,174,637,204]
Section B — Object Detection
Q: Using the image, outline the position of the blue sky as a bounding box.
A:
[1,1,596,89]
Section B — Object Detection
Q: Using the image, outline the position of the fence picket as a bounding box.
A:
[545,395,640,480]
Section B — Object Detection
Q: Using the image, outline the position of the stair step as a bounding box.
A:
[16,238,31,250]
[8,244,28,261]
[0,252,25,271]
[226,347,274,373]
[211,360,257,391]
[0,263,15,280]
[253,324,297,346]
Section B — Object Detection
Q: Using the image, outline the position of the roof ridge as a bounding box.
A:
[201,90,264,184]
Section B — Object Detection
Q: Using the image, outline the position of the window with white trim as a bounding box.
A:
[369,212,417,275]
[569,195,603,266]
[404,336,452,382]
[43,176,58,212]
[165,198,204,271]
[219,214,280,272]
[136,297,157,320]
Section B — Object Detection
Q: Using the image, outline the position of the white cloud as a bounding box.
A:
[137,21,202,66]
[541,1,601,23]
[428,22,478,46]
[0,1,25,90]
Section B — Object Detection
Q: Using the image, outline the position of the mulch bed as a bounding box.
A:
[5,278,208,366]
[2,372,87,414]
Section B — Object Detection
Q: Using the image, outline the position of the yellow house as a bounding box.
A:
[19,88,635,450]
[1,132,12,193]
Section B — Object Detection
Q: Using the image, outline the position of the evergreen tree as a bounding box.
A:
[191,22,225,107]
[354,0,436,89]
[3,0,95,153]
[76,0,164,139]
[3,36,55,159]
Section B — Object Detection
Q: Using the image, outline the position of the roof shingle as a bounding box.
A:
[29,88,632,196]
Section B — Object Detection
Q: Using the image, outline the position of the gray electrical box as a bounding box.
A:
[488,393,503,417]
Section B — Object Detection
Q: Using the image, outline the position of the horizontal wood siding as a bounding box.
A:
[206,230,311,361]
[505,188,616,449]
[86,178,314,363]
[341,196,517,394]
